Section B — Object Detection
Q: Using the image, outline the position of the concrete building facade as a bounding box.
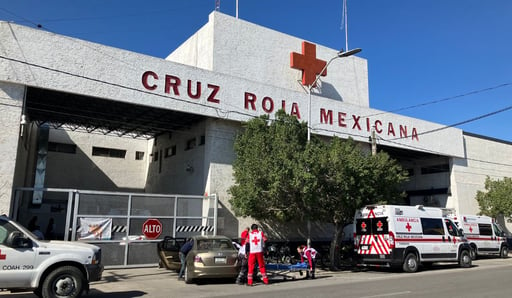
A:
[0,11,511,239]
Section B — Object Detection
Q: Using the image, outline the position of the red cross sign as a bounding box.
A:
[405,222,412,232]
[290,41,327,87]
[376,221,383,229]
[469,226,473,233]
[251,236,260,246]
[361,222,367,230]
[0,249,6,260]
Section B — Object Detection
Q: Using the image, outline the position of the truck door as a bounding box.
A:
[443,218,463,258]
[0,219,37,288]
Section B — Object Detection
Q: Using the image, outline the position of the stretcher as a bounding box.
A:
[264,261,308,280]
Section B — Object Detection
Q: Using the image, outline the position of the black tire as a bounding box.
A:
[33,288,42,298]
[402,253,419,273]
[41,266,85,298]
[500,246,509,258]
[459,249,472,268]
[184,265,194,284]
[469,246,477,260]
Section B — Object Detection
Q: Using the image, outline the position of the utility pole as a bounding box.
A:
[371,127,377,156]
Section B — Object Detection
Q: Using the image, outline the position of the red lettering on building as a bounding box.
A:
[388,123,395,136]
[320,109,333,125]
[338,112,347,127]
[187,80,201,99]
[142,71,158,90]
[207,84,220,103]
[262,96,274,113]
[164,75,181,95]
[290,103,301,119]
[375,120,382,134]
[352,115,361,130]
[245,92,257,110]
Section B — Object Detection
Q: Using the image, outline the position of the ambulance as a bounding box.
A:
[447,213,509,259]
[353,205,472,273]
[0,214,103,298]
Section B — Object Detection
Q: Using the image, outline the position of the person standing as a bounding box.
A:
[178,238,193,280]
[246,224,268,286]
[235,227,250,285]
[297,245,318,279]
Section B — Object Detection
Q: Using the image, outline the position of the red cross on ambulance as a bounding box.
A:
[360,221,367,232]
[405,222,412,232]
[376,220,383,231]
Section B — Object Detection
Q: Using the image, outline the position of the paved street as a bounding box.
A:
[1,257,512,297]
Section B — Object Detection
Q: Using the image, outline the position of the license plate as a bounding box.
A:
[214,257,227,264]
[361,245,370,251]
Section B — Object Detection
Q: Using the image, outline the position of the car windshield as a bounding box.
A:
[196,239,233,251]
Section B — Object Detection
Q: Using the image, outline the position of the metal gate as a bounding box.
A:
[12,188,218,268]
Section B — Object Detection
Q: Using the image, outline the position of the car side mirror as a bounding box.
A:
[459,228,465,236]
[6,231,32,248]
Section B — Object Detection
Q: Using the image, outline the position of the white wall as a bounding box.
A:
[0,82,24,215]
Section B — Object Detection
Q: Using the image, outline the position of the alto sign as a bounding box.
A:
[142,218,162,239]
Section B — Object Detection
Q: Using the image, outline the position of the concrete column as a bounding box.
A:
[0,82,24,215]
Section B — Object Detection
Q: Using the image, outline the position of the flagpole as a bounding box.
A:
[236,0,239,19]
[344,0,348,51]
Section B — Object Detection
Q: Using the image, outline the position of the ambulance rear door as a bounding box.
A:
[355,213,390,256]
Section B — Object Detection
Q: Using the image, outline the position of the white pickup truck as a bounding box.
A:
[0,214,103,297]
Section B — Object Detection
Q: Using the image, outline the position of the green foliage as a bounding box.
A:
[476,176,512,218]
[229,109,408,226]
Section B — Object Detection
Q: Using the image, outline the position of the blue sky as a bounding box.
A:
[1,0,511,141]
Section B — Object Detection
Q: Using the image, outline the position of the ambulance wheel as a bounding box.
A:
[500,246,509,258]
[41,266,85,298]
[469,246,477,260]
[402,253,419,273]
[458,250,472,268]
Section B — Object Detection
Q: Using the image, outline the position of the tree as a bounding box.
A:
[229,110,309,221]
[229,110,408,269]
[315,137,407,267]
[476,176,512,219]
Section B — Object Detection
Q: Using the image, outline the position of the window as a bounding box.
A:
[199,135,205,145]
[185,138,196,151]
[152,151,159,162]
[48,142,76,154]
[135,151,145,160]
[420,218,444,235]
[92,147,126,159]
[421,164,449,175]
[478,223,492,236]
[165,146,176,158]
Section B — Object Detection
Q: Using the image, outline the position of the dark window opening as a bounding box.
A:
[185,138,196,151]
[135,151,145,160]
[421,164,449,175]
[199,135,205,145]
[165,145,177,158]
[92,147,126,158]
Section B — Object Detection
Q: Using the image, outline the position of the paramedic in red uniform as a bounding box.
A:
[246,224,269,285]
[297,245,318,279]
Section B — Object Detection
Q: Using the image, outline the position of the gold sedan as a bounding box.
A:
[184,235,240,284]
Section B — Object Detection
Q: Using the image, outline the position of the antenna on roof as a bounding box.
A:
[215,0,220,11]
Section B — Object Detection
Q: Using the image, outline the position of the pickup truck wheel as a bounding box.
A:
[402,253,419,273]
[459,250,472,268]
[42,266,85,298]
[500,246,509,258]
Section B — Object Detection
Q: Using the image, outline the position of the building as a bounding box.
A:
[1,11,511,242]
